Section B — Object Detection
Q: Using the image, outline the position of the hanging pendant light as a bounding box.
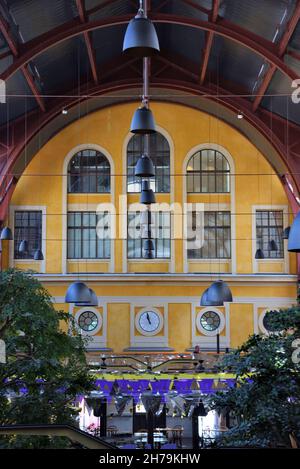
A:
[282,226,290,239]
[268,239,278,251]
[65,282,92,304]
[75,288,98,307]
[140,180,156,204]
[34,249,44,260]
[143,249,155,259]
[123,1,160,57]
[18,239,28,253]
[0,226,13,240]
[207,280,233,304]
[288,212,300,252]
[130,105,156,134]
[143,238,155,251]
[200,288,224,306]
[135,154,155,177]
[255,248,264,259]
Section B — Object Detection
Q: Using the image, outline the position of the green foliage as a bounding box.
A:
[209,306,300,448]
[0,269,95,448]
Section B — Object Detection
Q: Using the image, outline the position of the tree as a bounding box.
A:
[0,269,95,448]
[209,306,300,448]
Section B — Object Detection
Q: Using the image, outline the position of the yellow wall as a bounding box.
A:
[5,102,298,353]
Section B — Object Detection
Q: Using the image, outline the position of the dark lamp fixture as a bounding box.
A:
[207,280,233,304]
[18,239,28,253]
[0,226,13,240]
[255,248,264,259]
[65,282,92,304]
[140,179,156,205]
[282,226,290,240]
[130,106,156,134]
[34,249,44,260]
[75,288,98,307]
[122,2,160,57]
[268,239,278,251]
[135,154,155,177]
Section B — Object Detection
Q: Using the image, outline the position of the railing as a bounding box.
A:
[0,424,117,449]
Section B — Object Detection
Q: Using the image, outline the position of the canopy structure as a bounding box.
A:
[0,0,300,219]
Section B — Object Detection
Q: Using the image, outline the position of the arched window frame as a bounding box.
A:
[126,132,171,193]
[186,148,230,193]
[67,148,111,194]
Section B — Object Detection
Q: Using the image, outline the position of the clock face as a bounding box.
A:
[138,310,162,334]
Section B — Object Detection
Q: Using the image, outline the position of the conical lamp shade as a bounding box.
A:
[34,249,44,260]
[140,180,156,204]
[143,238,155,251]
[255,248,264,259]
[268,239,278,251]
[123,12,160,57]
[288,212,300,252]
[75,288,98,307]
[207,280,233,303]
[282,226,290,240]
[0,226,13,240]
[18,239,28,253]
[135,154,155,177]
[143,249,155,259]
[130,106,156,134]
[200,288,223,306]
[65,282,92,304]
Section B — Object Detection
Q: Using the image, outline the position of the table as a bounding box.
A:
[134,432,168,449]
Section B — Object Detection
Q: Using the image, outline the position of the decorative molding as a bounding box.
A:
[195,307,226,336]
[130,302,169,349]
[70,301,108,349]
[192,303,230,350]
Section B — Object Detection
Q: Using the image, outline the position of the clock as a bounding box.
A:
[135,308,164,336]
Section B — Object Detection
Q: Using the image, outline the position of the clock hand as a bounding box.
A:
[146,312,151,324]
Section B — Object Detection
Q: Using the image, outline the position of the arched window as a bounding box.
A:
[186,149,230,193]
[68,149,110,193]
[127,133,170,193]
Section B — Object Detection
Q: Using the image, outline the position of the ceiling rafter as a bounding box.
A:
[253,0,300,112]
[0,12,45,111]
[200,0,219,84]
[76,0,98,84]
[181,0,210,16]
[0,13,298,86]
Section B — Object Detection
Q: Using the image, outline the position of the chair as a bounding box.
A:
[161,443,177,449]
[107,425,118,437]
[172,425,183,447]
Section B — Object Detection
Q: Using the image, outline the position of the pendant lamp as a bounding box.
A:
[268,239,278,251]
[140,180,156,204]
[143,249,155,259]
[18,239,28,253]
[255,248,264,259]
[123,2,160,57]
[282,226,290,240]
[200,288,224,306]
[0,226,13,240]
[288,212,300,252]
[34,249,44,260]
[207,280,233,304]
[135,154,155,177]
[65,282,92,304]
[130,106,156,134]
[75,288,98,307]
[143,238,155,251]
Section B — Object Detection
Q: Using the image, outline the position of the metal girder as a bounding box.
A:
[0,13,299,84]
[253,0,300,112]
[200,0,219,84]
[0,12,45,111]
[76,0,99,84]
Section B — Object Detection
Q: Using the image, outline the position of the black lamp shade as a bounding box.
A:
[200,288,223,306]
[135,154,155,177]
[75,288,98,307]
[140,180,156,205]
[34,249,44,260]
[255,248,264,259]
[282,226,290,240]
[123,14,160,57]
[18,239,28,253]
[207,280,233,304]
[1,226,13,240]
[288,212,300,252]
[65,282,92,304]
[143,239,155,251]
[130,106,156,134]
[143,249,155,259]
[268,239,278,251]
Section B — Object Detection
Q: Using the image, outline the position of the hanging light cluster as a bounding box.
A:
[65,282,98,306]
[200,280,233,307]
[123,0,159,259]
[0,226,44,260]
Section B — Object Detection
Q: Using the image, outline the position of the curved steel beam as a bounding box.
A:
[0,79,297,220]
[0,14,298,82]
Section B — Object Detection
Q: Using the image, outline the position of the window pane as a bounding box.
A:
[14,211,42,260]
[68,150,111,193]
[186,149,230,193]
[67,212,110,259]
[256,210,284,259]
